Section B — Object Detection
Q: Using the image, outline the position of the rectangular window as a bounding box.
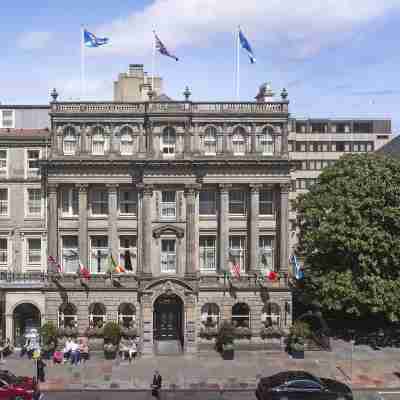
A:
[0,189,8,216]
[91,189,108,215]
[0,150,7,177]
[119,189,137,215]
[259,190,273,215]
[288,142,294,152]
[336,142,344,152]
[309,160,316,170]
[0,238,8,265]
[90,236,108,274]
[354,122,372,133]
[1,110,15,128]
[119,236,137,272]
[322,143,328,152]
[315,160,322,170]
[331,142,336,152]
[344,143,350,152]
[160,191,176,220]
[27,238,41,265]
[300,143,306,152]
[301,160,307,170]
[259,236,274,271]
[27,188,41,216]
[353,143,359,152]
[229,190,246,214]
[199,191,216,215]
[160,239,176,273]
[62,236,79,273]
[61,188,79,217]
[229,236,246,273]
[199,237,216,273]
[26,149,40,178]
[366,142,373,152]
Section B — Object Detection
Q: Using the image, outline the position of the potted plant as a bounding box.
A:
[103,321,121,359]
[286,321,311,359]
[40,322,58,359]
[215,321,235,359]
[260,326,284,340]
[121,322,137,338]
[222,342,234,360]
[290,339,305,359]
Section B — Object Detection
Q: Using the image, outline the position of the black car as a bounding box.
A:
[255,371,353,400]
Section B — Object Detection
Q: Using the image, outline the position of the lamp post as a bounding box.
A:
[349,329,355,386]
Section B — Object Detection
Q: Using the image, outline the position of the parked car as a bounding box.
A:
[0,378,33,400]
[0,370,34,391]
[255,371,353,400]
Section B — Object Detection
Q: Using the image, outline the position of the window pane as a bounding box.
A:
[92,189,108,215]
[200,237,216,272]
[62,236,79,273]
[161,239,176,273]
[119,236,137,272]
[28,238,41,264]
[28,189,41,215]
[259,190,273,215]
[0,189,8,215]
[199,191,216,215]
[119,190,137,214]
[229,190,246,214]
[0,238,7,264]
[90,236,108,273]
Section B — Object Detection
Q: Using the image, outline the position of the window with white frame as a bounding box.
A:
[199,237,216,273]
[199,191,216,215]
[90,236,108,274]
[119,189,137,215]
[119,235,137,272]
[26,238,41,265]
[91,188,108,215]
[229,236,246,273]
[232,303,250,328]
[229,190,246,214]
[203,127,217,154]
[160,239,176,273]
[26,149,40,178]
[0,189,8,216]
[232,129,245,155]
[58,303,78,328]
[259,127,274,154]
[120,127,134,155]
[92,128,105,155]
[259,190,273,215]
[89,303,106,327]
[118,303,136,327]
[0,238,8,266]
[0,110,15,128]
[62,236,79,274]
[201,303,220,326]
[0,150,7,177]
[161,127,176,154]
[160,191,176,220]
[26,188,41,217]
[61,187,79,217]
[63,127,77,155]
[261,302,281,327]
[259,236,274,271]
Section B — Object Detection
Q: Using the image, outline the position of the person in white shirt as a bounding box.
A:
[69,339,80,365]
[63,338,73,362]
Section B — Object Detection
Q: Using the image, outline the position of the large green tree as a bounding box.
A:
[295,154,400,321]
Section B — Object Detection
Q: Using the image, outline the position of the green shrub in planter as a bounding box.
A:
[234,326,252,340]
[121,326,137,338]
[64,325,79,338]
[104,342,118,359]
[200,326,218,340]
[85,326,97,338]
[103,321,121,345]
[222,342,234,360]
[215,321,235,353]
[57,327,66,338]
[286,321,310,357]
[40,322,58,348]
[260,326,284,340]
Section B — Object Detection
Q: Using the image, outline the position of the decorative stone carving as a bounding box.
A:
[152,224,184,239]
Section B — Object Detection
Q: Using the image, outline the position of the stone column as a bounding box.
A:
[139,124,147,153]
[139,184,153,276]
[250,124,257,153]
[249,184,261,272]
[279,183,290,272]
[107,184,119,261]
[80,125,87,154]
[281,123,289,156]
[47,184,58,260]
[193,123,200,154]
[218,184,231,273]
[76,184,89,266]
[184,185,200,277]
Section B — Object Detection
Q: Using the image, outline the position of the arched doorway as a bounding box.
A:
[153,294,183,343]
[13,303,41,347]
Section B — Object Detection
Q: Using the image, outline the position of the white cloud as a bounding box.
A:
[91,0,400,59]
[17,31,52,50]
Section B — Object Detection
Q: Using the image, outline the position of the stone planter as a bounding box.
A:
[222,347,234,360]
[290,349,304,359]
[88,337,104,351]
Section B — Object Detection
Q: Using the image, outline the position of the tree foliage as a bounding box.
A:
[295,154,400,322]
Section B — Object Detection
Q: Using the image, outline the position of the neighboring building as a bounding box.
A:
[376,134,400,157]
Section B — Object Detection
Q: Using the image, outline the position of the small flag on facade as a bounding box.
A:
[83,29,109,48]
[48,255,62,274]
[154,31,179,61]
[239,28,256,64]
[229,251,241,279]
[123,250,133,271]
[290,255,303,280]
[109,254,125,273]
[77,260,91,280]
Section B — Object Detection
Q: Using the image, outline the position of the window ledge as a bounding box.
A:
[24,216,42,220]
[60,216,79,219]
[199,215,217,219]
[89,215,109,219]
[118,214,137,219]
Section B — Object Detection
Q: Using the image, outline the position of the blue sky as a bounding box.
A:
[1,1,400,133]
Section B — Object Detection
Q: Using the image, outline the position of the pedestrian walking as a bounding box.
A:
[36,356,46,383]
[151,370,162,399]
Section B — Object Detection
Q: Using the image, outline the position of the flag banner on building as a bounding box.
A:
[109,254,125,273]
[77,260,91,280]
[290,254,303,280]
[154,31,179,61]
[123,250,133,271]
[229,250,241,278]
[239,28,256,64]
[83,29,109,48]
[47,255,62,274]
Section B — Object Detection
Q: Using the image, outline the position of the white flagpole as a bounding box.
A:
[236,26,240,101]
[81,26,85,100]
[151,29,156,93]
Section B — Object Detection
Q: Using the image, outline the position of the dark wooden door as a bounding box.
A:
[154,295,182,341]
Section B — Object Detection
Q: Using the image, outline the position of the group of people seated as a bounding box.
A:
[119,337,138,362]
[53,337,89,365]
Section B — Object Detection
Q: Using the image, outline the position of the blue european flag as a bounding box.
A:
[239,29,256,64]
[84,29,109,48]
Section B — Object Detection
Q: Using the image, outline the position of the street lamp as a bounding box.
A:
[348,329,355,386]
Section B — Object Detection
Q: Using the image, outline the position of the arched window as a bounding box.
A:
[92,127,105,155]
[232,302,250,328]
[58,303,77,328]
[260,127,274,154]
[120,127,134,155]
[161,127,176,154]
[63,127,77,155]
[201,303,220,326]
[118,303,136,327]
[232,128,245,155]
[88,303,106,327]
[261,302,281,327]
[204,127,217,155]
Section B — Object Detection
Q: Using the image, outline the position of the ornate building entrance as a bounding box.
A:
[153,294,183,342]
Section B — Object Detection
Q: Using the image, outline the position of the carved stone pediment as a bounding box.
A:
[152,224,184,239]
[144,278,195,295]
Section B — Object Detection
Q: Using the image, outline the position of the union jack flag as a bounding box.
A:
[154,31,179,61]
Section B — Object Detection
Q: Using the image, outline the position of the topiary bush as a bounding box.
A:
[103,321,121,345]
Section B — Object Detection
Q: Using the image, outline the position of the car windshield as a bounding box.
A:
[264,371,322,388]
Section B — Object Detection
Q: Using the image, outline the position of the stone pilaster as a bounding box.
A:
[47,184,58,261]
[76,184,89,266]
[250,124,257,153]
[249,184,261,273]
[193,123,200,154]
[80,125,87,154]
[218,184,231,273]
[107,184,119,261]
[138,184,153,276]
[279,183,290,272]
[139,123,147,153]
[184,184,200,277]
[281,123,289,156]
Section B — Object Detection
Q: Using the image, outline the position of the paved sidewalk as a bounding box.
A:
[1,339,399,391]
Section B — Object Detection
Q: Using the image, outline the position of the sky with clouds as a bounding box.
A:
[1,0,400,132]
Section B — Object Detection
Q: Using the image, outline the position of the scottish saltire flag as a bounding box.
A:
[84,29,109,48]
[290,255,303,280]
[154,32,179,61]
[239,29,256,64]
